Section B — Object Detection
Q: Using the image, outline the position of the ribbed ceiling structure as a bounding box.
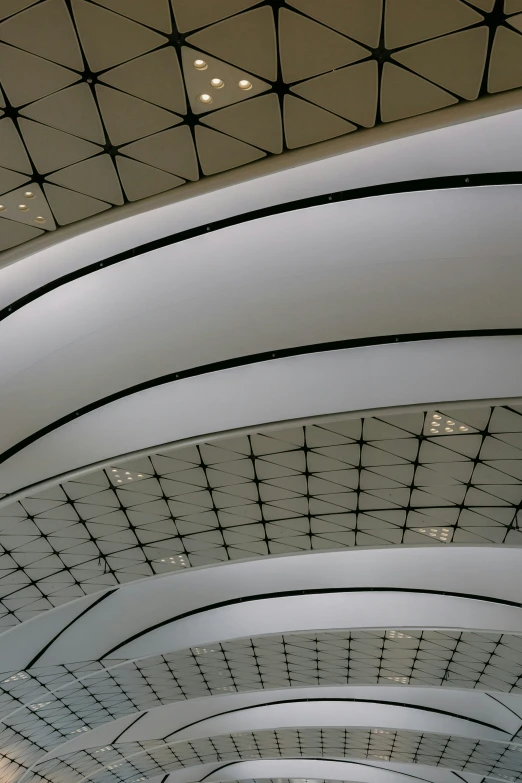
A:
[1,0,522,250]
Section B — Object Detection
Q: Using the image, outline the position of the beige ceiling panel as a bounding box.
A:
[380,62,458,123]
[182,47,270,114]
[20,83,105,143]
[0,43,79,107]
[0,217,43,250]
[488,24,522,93]
[393,27,489,101]
[0,168,29,195]
[44,183,111,225]
[116,156,185,201]
[0,183,56,229]
[96,85,181,146]
[0,0,40,22]
[283,94,356,150]
[100,48,186,114]
[200,93,282,153]
[120,126,199,180]
[186,6,277,80]
[46,155,124,205]
[0,118,32,173]
[508,13,522,31]
[92,0,172,32]
[467,0,494,9]
[71,0,167,72]
[286,0,383,48]
[291,60,378,127]
[172,0,260,33]
[18,118,102,173]
[0,0,83,70]
[195,125,265,175]
[385,0,483,49]
[505,0,522,13]
[279,8,369,84]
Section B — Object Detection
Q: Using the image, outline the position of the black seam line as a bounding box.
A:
[199,757,436,783]
[1,171,522,323]
[2,328,522,477]
[25,588,116,670]
[161,698,506,741]
[111,712,146,746]
[488,693,522,726]
[100,586,522,660]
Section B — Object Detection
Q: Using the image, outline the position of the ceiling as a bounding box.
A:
[1,0,522,251]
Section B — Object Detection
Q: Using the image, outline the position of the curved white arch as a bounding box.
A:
[3,547,522,671]
[42,686,522,762]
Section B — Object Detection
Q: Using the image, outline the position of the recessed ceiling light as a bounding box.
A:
[117,479,122,483]
[18,204,28,211]
[430,428,438,433]
[0,205,5,211]
[459,425,468,431]
[238,79,252,90]
[198,93,213,104]
[433,413,441,419]
[210,77,224,89]
[24,191,35,198]
[34,216,46,224]
[445,427,453,432]
[446,420,455,425]
[194,59,208,70]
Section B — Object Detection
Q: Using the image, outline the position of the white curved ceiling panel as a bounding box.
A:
[3,335,522,496]
[3,547,522,671]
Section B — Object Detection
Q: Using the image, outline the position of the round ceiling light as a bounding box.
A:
[198,93,213,104]
[238,79,252,90]
[210,77,224,89]
[24,190,35,199]
[194,59,208,70]
[34,216,46,224]
[18,204,28,211]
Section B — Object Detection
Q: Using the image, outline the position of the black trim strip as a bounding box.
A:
[2,171,522,325]
[100,586,522,661]
[162,698,504,741]
[2,328,522,477]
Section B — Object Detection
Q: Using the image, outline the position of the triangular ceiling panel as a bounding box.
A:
[171,0,260,33]
[181,47,270,114]
[96,84,182,146]
[186,6,277,81]
[0,43,79,107]
[508,12,522,31]
[0,0,83,70]
[119,126,199,181]
[116,156,184,201]
[286,0,383,48]
[18,118,102,173]
[91,0,172,32]
[200,93,282,153]
[0,168,29,195]
[393,27,489,100]
[0,217,43,250]
[488,24,522,92]
[46,155,124,204]
[283,94,356,149]
[380,62,458,122]
[291,60,378,127]
[279,8,370,84]
[0,118,32,173]
[385,0,484,49]
[71,0,167,72]
[505,0,522,12]
[0,0,41,23]
[99,48,186,114]
[195,125,265,175]
[20,83,105,144]
[468,0,494,9]
[0,183,55,228]
[44,183,110,225]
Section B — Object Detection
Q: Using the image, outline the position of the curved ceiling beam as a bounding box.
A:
[3,335,522,497]
[3,547,522,671]
[3,100,522,303]
[41,686,521,762]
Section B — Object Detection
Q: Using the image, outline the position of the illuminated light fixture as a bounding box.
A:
[24,190,35,198]
[238,79,252,90]
[0,205,5,211]
[445,427,454,432]
[18,204,28,211]
[117,479,122,483]
[198,93,213,104]
[34,216,46,224]
[431,420,439,426]
[433,413,441,419]
[210,77,224,89]
[446,420,455,425]
[430,428,438,433]
[111,469,117,473]
[137,473,143,478]
[459,425,469,431]
[125,471,130,475]
[194,58,208,70]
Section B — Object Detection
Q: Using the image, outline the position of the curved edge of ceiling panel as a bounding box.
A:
[2,336,522,498]
[41,685,522,762]
[2,547,522,672]
[2,92,522,304]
